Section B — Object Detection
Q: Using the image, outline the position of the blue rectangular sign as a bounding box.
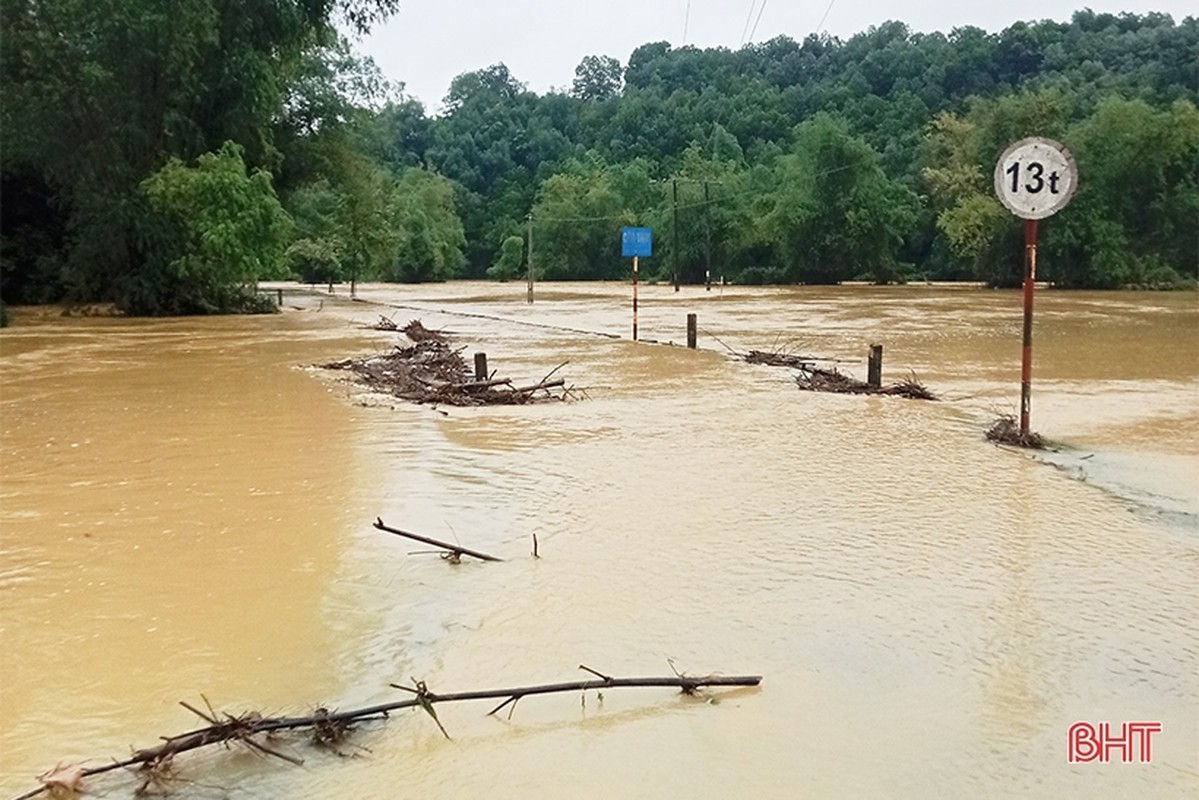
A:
[621,226,653,258]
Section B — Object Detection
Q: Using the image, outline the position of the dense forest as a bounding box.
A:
[1,2,1196,317]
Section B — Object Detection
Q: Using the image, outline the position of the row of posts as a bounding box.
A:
[646,314,886,389]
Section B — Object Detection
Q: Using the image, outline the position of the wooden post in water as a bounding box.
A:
[474,353,489,382]
[687,314,697,349]
[867,344,883,388]
[276,288,283,306]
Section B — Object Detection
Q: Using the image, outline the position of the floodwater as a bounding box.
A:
[1,282,1196,799]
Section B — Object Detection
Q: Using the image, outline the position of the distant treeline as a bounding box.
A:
[2,3,1196,315]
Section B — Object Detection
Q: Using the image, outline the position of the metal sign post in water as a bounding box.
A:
[994,137,1077,436]
[622,227,653,341]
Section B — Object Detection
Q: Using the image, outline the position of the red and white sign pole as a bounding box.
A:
[632,255,639,341]
[1020,218,1037,434]
[994,138,1077,437]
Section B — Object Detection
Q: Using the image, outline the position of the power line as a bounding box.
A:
[815,0,837,34]
[747,0,769,44]
[739,0,758,47]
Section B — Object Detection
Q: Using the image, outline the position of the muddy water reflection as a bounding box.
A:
[1,285,1196,799]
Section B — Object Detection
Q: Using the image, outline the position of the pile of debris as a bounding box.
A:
[322,320,574,406]
[794,364,939,401]
[985,416,1045,449]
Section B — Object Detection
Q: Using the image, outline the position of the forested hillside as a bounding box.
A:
[2,4,1196,315]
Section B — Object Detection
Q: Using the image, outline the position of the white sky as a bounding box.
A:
[351,1,1196,113]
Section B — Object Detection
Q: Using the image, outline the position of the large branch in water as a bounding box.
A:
[373,517,505,562]
[15,668,762,799]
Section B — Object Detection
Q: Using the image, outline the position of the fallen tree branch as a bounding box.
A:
[510,377,566,394]
[373,517,504,562]
[13,668,762,799]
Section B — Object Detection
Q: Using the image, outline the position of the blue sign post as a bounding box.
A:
[621,227,652,340]
[621,227,653,258]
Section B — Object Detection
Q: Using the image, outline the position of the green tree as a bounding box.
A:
[1050,97,1199,287]
[531,157,656,280]
[766,115,918,284]
[0,0,398,310]
[572,55,623,101]
[487,235,526,281]
[389,169,467,282]
[921,91,1069,286]
[136,142,292,314]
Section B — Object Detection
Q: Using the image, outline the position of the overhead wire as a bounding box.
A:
[815,0,837,34]
[739,0,759,47]
[747,0,769,44]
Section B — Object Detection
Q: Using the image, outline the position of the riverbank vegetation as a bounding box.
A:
[2,5,1196,314]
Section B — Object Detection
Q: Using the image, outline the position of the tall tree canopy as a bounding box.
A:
[0,0,401,311]
[3,7,1196,310]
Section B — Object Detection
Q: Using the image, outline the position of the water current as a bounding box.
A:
[1,283,1196,799]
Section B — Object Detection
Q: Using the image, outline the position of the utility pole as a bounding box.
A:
[704,181,712,291]
[526,212,534,304]
[672,179,680,291]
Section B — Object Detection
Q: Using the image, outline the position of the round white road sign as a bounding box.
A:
[994,137,1077,220]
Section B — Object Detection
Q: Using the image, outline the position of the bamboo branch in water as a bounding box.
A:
[373,517,505,562]
[13,668,762,799]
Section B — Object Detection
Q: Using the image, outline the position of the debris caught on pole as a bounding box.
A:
[321,320,578,406]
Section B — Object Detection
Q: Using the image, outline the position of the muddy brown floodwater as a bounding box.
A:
[1,283,1196,799]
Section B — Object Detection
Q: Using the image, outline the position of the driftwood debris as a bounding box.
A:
[741,342,937,400]
[401,319,446,341]
[372,314,399,331]
[15,667,761,799]
[985,415,1045,449]
[743,349,819,369]
[795,364,939,400]
[322,319,574,406]
[374,517,504,562]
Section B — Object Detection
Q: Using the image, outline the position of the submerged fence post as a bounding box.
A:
[474,353,489,382]
[868,344,883,388]
[687,314,697,349]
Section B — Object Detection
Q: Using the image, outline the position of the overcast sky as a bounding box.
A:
[351,1,1195,113]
